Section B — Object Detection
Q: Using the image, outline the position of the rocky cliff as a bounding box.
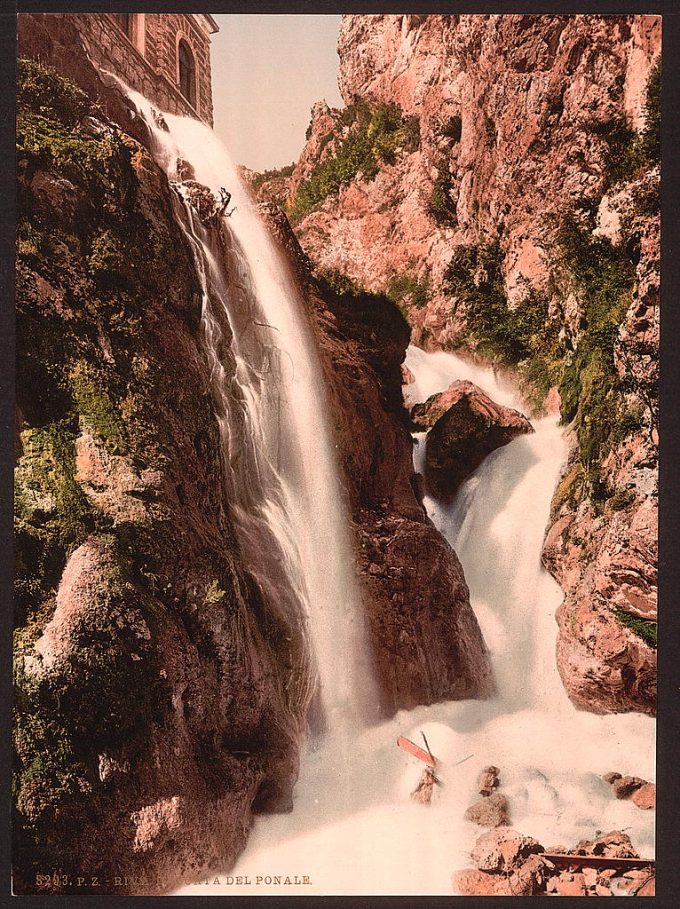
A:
[14,16,493,894]
[257,14,659,716]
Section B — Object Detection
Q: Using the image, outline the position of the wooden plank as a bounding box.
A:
[542,853,654,870]
[396,736,437,767]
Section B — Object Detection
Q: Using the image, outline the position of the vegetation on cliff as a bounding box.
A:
[14,60,304,891]
[446,58,660,510]
[289,102,420,222]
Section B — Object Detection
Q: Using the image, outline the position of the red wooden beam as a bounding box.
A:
[397,735,437,767]
[541,853,654,871]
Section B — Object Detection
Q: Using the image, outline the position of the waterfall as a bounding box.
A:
[123,87,378,732]
[176,345,654,895]
[103,82,653,896]
[406,345,573,713]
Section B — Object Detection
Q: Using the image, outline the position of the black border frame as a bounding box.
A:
[3,2,679,907]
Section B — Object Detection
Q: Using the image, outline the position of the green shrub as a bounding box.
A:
[387,272,430,313]
[609,488,636,511]
[14,420,93,627]
[591,116,643,187]
[289,103,419,222]
[442,114,462,143]
[638,57,661,166]
[69,362,127,455]
[613,608,657,649]
[88,229,125,278]
[316,269,366,297]
[17,58,89,126]
[591,57,661,188]
[554,211,635,470]
[444,242,555,366]
[428,161,458,226]
[250,162,295,193]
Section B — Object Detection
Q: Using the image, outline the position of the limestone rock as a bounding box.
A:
[471,827,544,873]
[478,765,500,795]
[574,830,639,859]
[555,872,587,896]
[464,793,510,828]
[611,775,646,799]
[631,783,656,810]
[412,380,533,499]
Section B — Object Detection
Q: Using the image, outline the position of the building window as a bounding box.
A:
[111,13,145,56]
[112,14,132,38]
[178,39,196,108]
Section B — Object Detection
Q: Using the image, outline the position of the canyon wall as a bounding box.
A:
[14,16,492,893]
[258,14,659,715]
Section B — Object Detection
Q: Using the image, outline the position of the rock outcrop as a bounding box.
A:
[412,380,533,499]
[14,57,301,895]
[464,793,511,828]
[259,205,495,713]
[453,827,654,897]
[277,15,659,343]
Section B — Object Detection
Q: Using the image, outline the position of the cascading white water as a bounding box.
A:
[108,75,654,896]
[122,86,379,731]
[176,344,654,895]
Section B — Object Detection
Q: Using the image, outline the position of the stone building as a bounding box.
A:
[19,12,219,125]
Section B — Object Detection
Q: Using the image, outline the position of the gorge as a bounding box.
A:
[13,11,658,897]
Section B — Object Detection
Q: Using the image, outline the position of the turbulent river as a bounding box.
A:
[118,88,655,896]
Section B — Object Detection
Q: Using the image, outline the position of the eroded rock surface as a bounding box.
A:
[412,380,533,499]
[259,204,495,712]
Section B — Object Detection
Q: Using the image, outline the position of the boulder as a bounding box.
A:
[631,782,656,810]
[452,869,517,896]
[555,872,587,896]
[454,852,551,895]
[611,775,646,799]
[412,381,533,500]
[574,830,639,859]
[471,827,543,873]
[464,793,510,828]
[478,765,500,796]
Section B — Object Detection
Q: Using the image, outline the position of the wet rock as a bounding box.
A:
[412,381,533,499]
[478,765,500,795]
[555,871,587,896]
[464,793,510,828]
[401,363,415,385]
[411,767,438,804]
[454,851,551,895]
[575,830,639,859]
[452,868,517,896]
[176,157,195,181]
[611,775,646,799]
[259,206,496,714]
[631,782,656,810]
[471,827,544,873]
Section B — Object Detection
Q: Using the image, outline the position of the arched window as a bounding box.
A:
[178,39,196,108]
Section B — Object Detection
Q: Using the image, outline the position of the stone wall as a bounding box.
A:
[18,13,214,125]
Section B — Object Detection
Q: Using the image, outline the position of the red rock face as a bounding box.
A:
[287,14,659,346]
